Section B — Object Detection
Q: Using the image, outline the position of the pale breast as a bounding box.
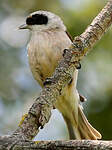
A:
[27,29,72,86]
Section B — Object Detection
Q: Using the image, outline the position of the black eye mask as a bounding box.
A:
[26,14,48,25]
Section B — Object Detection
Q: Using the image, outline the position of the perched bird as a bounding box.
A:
[19,11,101,139]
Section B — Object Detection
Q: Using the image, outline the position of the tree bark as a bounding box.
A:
[0,137,112,150]
[0,0,112,149]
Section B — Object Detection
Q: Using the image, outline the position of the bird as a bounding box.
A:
[19,10,102,140]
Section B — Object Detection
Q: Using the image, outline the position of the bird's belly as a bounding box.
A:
[28,45,62,86]
[27,30,72,86]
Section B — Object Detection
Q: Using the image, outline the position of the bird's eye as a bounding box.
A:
[26,14,48,25]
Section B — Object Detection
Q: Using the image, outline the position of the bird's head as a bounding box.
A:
[19,11,66,32]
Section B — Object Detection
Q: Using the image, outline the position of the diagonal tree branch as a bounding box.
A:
[0,0,112,149]
[12,0,112,140]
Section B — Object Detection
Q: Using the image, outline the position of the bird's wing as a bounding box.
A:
[65,31,73,42]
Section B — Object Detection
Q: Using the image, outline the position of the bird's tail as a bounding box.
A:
[64,105,102,140]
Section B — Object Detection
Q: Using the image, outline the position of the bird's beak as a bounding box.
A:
[18,24,29,30]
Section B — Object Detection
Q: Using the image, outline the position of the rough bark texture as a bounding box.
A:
[0,137,112,150]
[0,0,112,150]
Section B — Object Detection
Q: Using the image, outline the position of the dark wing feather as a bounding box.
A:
[66,31,73,42]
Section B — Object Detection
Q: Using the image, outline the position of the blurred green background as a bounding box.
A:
[0,0,112,140]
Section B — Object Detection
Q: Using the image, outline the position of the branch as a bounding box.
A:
[12,0,112,140]
[0,137,112,150]
[0,0,112,149]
